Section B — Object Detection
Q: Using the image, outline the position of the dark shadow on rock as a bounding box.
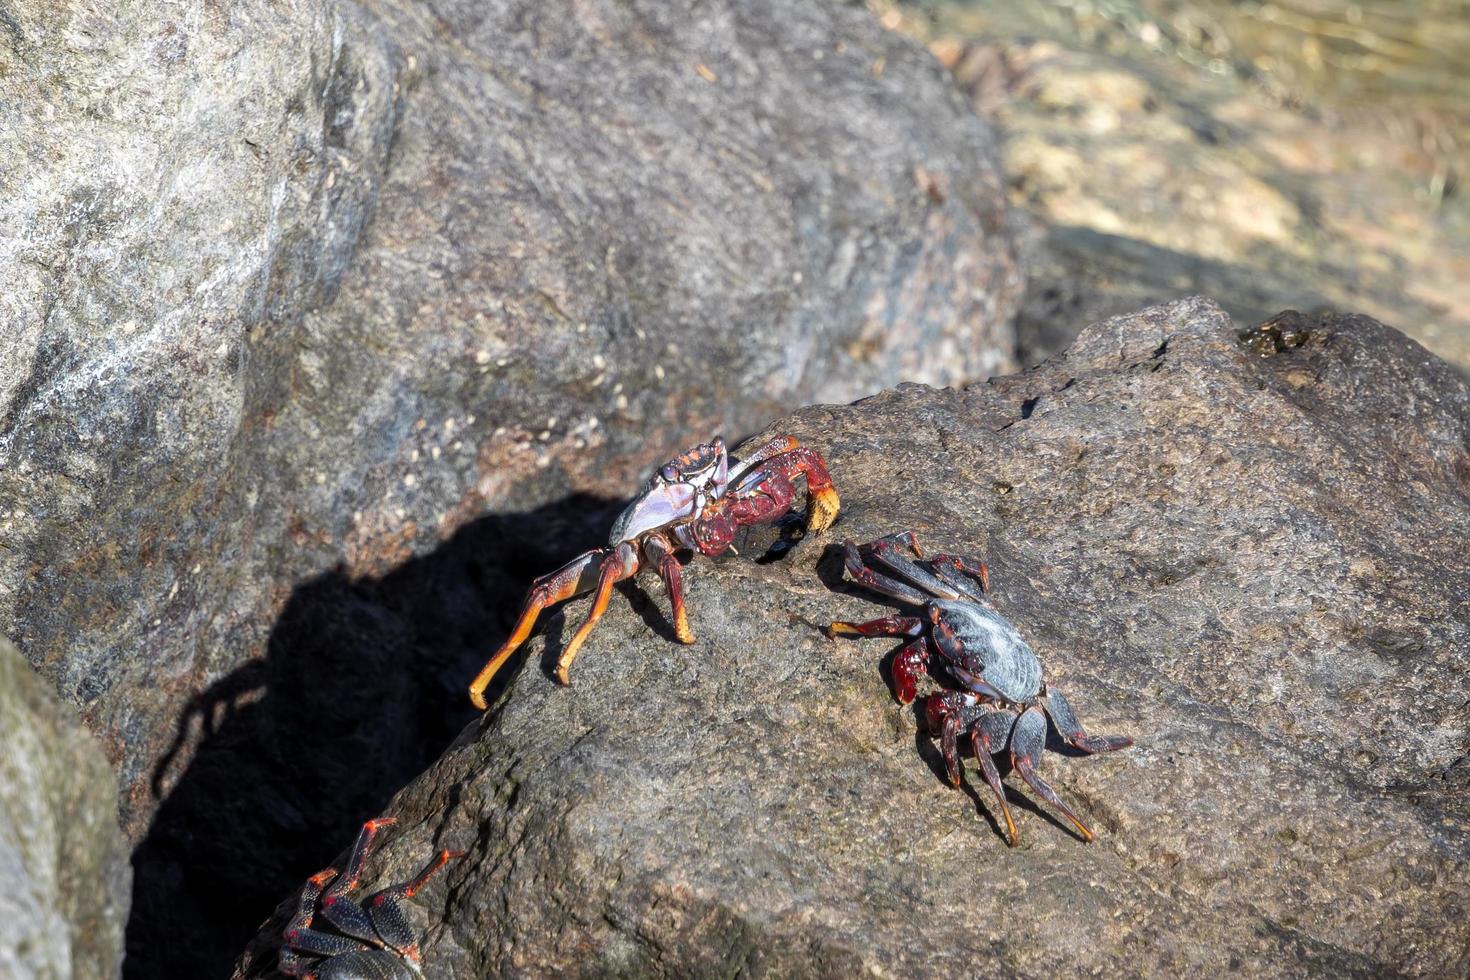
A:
[124,492,622,979]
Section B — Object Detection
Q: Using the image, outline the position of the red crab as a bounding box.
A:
[279,818,462,979]
[827,532,1131,845]
[468,434,840,707]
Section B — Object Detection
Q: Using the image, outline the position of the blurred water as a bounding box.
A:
[902,0,1470,144]
[884,0,1470,370]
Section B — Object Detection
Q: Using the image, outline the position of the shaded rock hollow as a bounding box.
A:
[236,297,1470,978]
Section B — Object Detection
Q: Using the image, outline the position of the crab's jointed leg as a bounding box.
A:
[867,535,967,601]
[554,541,640,684]
[840,540,928,605]
[789,446,841,534]
[726,434,800,486]
[469,549,607,708]
[1043,687,1133,754]
[368,848,466,959]
[825,615,924,639]
[969,709,1021,846]
[1010,706,1096,842]
[732,442,840,533]
[643,535,694,644]
[929,552,990,600]
[280,868,346,975]
[931,693,969,788]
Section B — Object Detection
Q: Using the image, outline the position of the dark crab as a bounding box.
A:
[468,434,840,707]
[279,818,462,979]
[826,532,1131,846]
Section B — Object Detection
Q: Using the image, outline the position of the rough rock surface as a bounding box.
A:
[0,2,1019,972]
[0,0,1018,820]
[235,297,1470,978]
[0,637,130,980]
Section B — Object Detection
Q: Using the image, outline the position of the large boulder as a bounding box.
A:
[0,638,130,980]
[236,297,1469,978]
[0,0,1021,866]
[0,0,1019,974]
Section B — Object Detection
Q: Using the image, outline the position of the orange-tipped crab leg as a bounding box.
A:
[469,549,606,709]
[644,535,694,644]
[1011,706,1096,842]
[325,817,397,901]
[554,541,640,685]
[970,710,1022,846]
[1043,687,1133,754]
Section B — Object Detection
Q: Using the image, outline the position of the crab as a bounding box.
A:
[467,434,840,707]
[279,818,463,979]
[826,532,1131,846]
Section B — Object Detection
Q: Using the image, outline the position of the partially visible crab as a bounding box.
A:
[468,434,840,707]
[279,818,462,979]
[827,532,1131,845]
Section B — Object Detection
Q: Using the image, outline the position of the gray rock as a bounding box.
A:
[236,297,1469,978]
[0,637,130,980]
[0,0,1019,974]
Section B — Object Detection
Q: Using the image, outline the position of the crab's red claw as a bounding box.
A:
[890,638,930,705]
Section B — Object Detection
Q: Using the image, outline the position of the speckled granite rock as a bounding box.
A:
[1,0,1019,830]
[235,297,1470,978]
[1,638,130,980]
[0,0,1020,974]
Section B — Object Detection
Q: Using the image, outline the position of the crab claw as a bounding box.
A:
[806,484,841,535]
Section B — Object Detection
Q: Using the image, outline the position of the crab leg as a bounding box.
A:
[825,615,924,638]
[368,848,466,959]
[929,553,990,600]
[840,540,928,605]
[789,447,841,534]
[469,549,606,708]
[735,443,840,533]
[970,709,1021,846]
[325,817,395,900]
[932,695,970,788]
[1010,706,1096,842]
[1043,688,1133,754]
[554,541,640,684]
[643,535,694,644]
[726,434,799,486]
[866,536,967,600]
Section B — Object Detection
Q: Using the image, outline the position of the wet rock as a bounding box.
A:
[0,638,130,980]
[236,297,1470,977]
[0,0,1019,848]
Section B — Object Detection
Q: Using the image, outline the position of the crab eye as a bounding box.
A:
[660,464,679,482]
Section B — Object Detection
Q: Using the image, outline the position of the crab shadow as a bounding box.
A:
[125,492,624,980]
[814,542,1091,847]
